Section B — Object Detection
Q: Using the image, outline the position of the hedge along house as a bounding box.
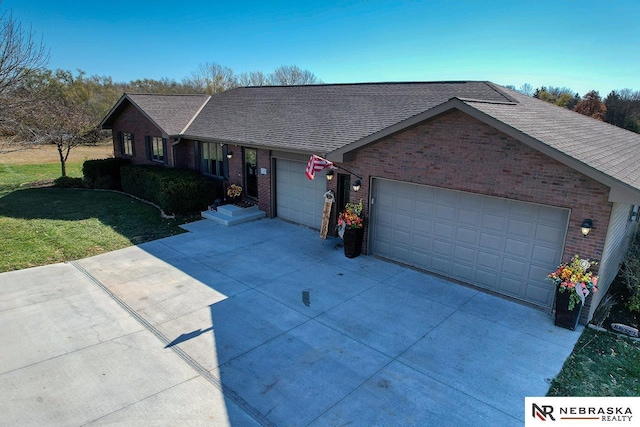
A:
[100,82,640,323]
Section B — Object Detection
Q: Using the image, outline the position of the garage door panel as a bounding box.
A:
[535,224,565,244]
[525,283,554,307]
[432,239,453,257]
[456,227,478,245]
[505,238,530,258]
[394,213,412,230]
[276,159,326,229]
[532,244,562,264]
[482,213,507,232]
[507,218,535,238]
[431,257,452,275]
[538,205,567,222]
[412,218,432,235]
[396,196,414,212]
[434,223,455,240]
[475,269,498,289]
[502,258,528,276]
[477,252,500,269]
[454,245,476,262]
[414,200,434,217]
[458,209,481,226]
[499,276,526,297]
[412,236,430,253]
[370,178,569,309]
[393,229,412,246]
[435,204,456,221]
[452,262,475,282]
[479,232,503,252]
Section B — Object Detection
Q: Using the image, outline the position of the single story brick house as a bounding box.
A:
[100,81,640,323]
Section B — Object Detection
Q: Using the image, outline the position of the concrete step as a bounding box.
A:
[201,204,266,226]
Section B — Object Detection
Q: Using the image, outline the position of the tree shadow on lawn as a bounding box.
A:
[0,188,188,243]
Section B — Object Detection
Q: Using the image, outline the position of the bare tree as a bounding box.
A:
[518,83,533,96]
[0,2,49,152]
[268,65,322,86]
[10,69,101,176]
[0,4,47,100]
[237,70,268,87]
[186,62,237,94]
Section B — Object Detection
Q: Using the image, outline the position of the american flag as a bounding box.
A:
[305,155,334,180]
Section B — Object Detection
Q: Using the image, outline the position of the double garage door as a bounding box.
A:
[275,159,327,229]
[370,179,569,309]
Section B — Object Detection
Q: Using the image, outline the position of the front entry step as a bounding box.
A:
[201,204,266,226]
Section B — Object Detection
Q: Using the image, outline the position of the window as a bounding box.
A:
[201,141,224,177]
[120,132,134,156]
[244,148,258,198]
[146,136,165,163]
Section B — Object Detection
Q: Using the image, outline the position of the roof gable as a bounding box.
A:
[100,93,210,137]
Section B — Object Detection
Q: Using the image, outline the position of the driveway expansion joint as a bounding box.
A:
[69,260,276,427]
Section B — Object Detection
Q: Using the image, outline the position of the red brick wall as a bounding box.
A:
[339,110,611,264]
[111,103,174,166]
[332,110,612,321]
[174,139,196,169]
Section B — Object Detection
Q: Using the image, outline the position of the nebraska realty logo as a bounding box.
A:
[525,397,639,425]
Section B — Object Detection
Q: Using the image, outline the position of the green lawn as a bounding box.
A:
[548,328,640,396]
[0,162,190,272]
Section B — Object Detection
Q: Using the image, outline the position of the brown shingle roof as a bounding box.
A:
[183,82,512,152]
[101,93,210,137]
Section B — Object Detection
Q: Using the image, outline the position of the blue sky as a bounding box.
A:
[5,0,639,95]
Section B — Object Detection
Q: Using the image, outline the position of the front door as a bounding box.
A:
[244,148,258,198]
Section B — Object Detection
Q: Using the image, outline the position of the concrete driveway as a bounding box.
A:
[0,219,582,426]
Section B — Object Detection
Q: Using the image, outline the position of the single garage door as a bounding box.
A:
[370,179,569,308]
[276,158,327,229]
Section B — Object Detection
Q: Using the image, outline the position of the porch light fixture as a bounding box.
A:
[581,219,593,237]
[352,179,362,192]
[326,170,334,181]
[226,151,233,159]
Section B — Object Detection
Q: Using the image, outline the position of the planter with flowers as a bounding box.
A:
[337,199,365,258]
[547,255,599,330]
[226,184,243,203]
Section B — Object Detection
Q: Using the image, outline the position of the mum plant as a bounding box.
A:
[226,184,243,199]
[547,255,599,310]
[337,199,364,237]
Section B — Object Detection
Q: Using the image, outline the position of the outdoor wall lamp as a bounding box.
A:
[227,151,233,159]
[325,170,334,181]
[352,179,362,192]
[581,219,593,237]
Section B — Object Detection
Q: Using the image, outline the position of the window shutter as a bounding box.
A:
[162,138,168,165]
[145,136,151,161]
[194,141,201,172]
[131,134,136,157]
[117,132,123,155]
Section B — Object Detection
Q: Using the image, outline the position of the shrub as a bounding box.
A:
[53,176,84,188]
[82,158,130,190]
[120,165,219,214]
[621,230,640,314]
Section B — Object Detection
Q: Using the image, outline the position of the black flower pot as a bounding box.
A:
[343,227,364,258]
[554,287,583,330]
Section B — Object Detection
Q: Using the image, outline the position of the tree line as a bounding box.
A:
[1,3,638,177]
[508,83,640,133]
[0,3,322,174]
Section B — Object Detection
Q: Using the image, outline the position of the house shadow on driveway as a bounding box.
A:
[73,218,582,426]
